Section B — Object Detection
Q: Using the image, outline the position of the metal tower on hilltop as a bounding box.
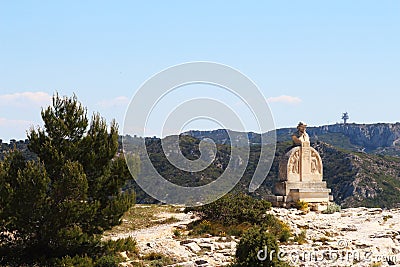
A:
[342,112,349,124]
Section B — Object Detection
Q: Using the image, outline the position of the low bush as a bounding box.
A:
[262,214,292,243]
[188,220,253,237]
[54,255,94,267]
[100,237,138,258]
[186,193,271,226]
[187,193,291,242]
[322,203,341,214]
[142,252,174,266]
[293,230,307,245]
[234,226,289,267]
[94,255,122,267]
[295,200,309,212]
[173,229,181,237]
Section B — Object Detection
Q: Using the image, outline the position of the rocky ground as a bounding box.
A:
[270,207,400,267]
[104,205,400,267]
[105,207,237,266]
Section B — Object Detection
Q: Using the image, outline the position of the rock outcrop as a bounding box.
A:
[186,123,400,155]
[306,123,400,152]
[269,207,400,267]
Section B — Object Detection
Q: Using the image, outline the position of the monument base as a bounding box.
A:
[274,181,329,196]
[266,181,333,210]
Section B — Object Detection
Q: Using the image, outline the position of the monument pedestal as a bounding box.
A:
[267,142,333,209]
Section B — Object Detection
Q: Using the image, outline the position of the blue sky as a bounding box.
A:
[0,1,399,141]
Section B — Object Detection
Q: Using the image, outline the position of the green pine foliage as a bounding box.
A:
[0,94,137,265]
[233,226,290,267]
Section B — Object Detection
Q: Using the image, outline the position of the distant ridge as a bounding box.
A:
[185,122,400,156]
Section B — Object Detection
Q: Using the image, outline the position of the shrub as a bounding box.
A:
[142,252,174,266]
[143,252,163,261]
[161,216,180,224]
[173,229,181,237]
[295,200,309,212]
[262,214,291,243]
[100,237,138,257]
[234,226,288,267]
[186,193,272,226]
[322,203,341,214]
[94,255,122,267]
[186,193,291,241]
[54,255,94,267]
[293,230,307,245]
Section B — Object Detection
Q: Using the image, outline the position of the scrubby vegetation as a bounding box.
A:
[293,230,308,245]
[186,193,291,266]
[234,226,291,267]
[322,203,341,214]
[188,193,272,226]
[295,200,309,212]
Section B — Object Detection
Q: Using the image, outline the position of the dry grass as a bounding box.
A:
[104,204,182,235]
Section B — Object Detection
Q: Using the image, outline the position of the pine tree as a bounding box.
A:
[0,94,136,264]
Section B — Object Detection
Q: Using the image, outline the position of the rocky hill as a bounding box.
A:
[305,123,400,154]
[186,122,400,156]
[314,142,400,208]
[0,139,36,161]
[123,135,400,209]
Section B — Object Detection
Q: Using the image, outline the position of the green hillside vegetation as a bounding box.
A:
[124,135,400,209]
[0,140,37,161]
[317,142,400,208]
[309,132,362,151]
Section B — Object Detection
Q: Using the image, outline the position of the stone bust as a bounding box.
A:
[292,122,309,146]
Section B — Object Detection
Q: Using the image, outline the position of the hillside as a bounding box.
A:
[315,142,400,208]
[186,122,400,156]
[123,135,400,209]
[0,139,36,161]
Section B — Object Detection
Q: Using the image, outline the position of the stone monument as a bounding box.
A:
[267,122,333,210]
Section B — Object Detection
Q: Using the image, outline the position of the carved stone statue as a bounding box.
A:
[288,150,299,174]
[268,121,332,210]
[279,122,322,182]
[311,150,322,174]
[292,122,309,146]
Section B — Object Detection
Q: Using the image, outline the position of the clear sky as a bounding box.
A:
[1,1,399,142]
